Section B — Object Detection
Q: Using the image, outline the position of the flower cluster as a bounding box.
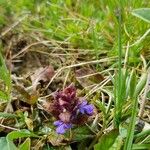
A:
[49,84,94,134]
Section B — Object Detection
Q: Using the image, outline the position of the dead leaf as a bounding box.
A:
[14,84,38,105]
[31,66,55,90]
[75,67,104,88]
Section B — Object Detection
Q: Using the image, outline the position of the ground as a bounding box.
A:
[0,1,150,150]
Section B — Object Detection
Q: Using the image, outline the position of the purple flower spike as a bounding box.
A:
[51,85,96,134]
[54,120,72,134]
[54,84,76,102]
[78,100,94,115]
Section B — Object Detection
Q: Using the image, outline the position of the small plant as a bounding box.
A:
[46,84,94,134]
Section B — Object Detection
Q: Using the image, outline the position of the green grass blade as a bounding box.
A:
[114,6,123,128]
[135,72,147,97]
[124,70,138,150]
[132,8,150,23]
[132,144,150,150]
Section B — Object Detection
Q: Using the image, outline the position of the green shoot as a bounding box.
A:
[0,51,11,101]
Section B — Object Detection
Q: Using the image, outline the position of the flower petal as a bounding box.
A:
[79,100,87,107]
[84,104,94,115]
[64,123,72,129]
[79,102,94,115]
[56,124,66,134]
[56,123,72,134]
[54,120,63,126]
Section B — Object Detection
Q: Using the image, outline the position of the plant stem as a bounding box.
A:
[114,6,122,128]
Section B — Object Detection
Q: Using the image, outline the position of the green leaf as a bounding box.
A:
[0,52,11,101]
[129,70,137,98]
[132,8,150,23]
[0,137,17,150]
[19,138,30,150]
[7,129,39,141]
[135,72,147,97]
[94,129,119,150]
[72,126,94,141]
[109,136,123,150]
[95,100,106,116]
[123,71,138,150]
[7,140,18,150]
[0,65,11,86]
[0,91,8,101]
[132,144,150,150]
[114,69,128,127]
[124,70,148,150]
[0,112,17,118]
[0,137,9,150]
[134,129,150,140]
[123,109,138,150]
[134,129,150,144]
[0,131,39,150]
[2,130,39,150]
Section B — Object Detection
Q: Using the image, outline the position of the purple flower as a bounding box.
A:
[78,100,94,115]
[49,85,95,134]
[54,84,76,102]
[54,120,72,134]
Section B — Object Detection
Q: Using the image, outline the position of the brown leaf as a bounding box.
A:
[31,66,55,90]
[75,67,104,88]
[42,101,61,119]
[14,84,38,105]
